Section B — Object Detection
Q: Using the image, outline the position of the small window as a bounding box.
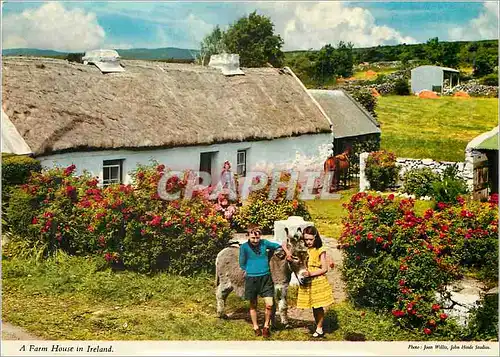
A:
[237,150,247,177]
[103,159,124,185]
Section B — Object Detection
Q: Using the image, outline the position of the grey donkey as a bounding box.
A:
[215,227,309,326]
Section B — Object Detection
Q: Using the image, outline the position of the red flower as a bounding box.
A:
[431,304,440,311]
[376,236,384,244]
[392,310,405,318]
[367,232,374,240]
[428,319,436,327]
[64,164,76,176]
[423,328,432,335]
[439,313,448,320]
[399,265,408,271]
[387,194,395,201]
[156,164,165,172]
[150,216,162,227]
[399,279,406,286]
[31,217,38,224]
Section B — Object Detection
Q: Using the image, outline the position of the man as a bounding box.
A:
[239,224,291,338]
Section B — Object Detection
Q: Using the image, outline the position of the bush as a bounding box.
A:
[479,73,498,86]
[393,79,410,95]
[339,192,498,337]
[233,172,311,234]
[365,150,399,191]
[1,154,41,204]
[5,162,233,275]
[465,292,499,341]
[431,165,468,206]
[402,168,440,198]
[349,88,378,118]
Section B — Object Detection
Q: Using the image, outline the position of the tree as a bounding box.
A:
[313,44,337,85]
[332,41,354,78]
[223,11,284,67]
[424,37,444,65]
[473,45,497,77]
[198,25,227,66]
[441,42,460,68]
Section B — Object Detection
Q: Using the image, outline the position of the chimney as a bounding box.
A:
[208,53,244,76]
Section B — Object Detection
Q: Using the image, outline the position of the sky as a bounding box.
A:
[2,1,499,52]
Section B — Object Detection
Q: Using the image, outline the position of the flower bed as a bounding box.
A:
[339,192,498,337]
[6,163,232,274]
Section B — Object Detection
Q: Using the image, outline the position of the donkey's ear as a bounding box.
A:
[297,227,302,233]
[284,227,289,237]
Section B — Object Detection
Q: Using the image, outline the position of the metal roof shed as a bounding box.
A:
[411,65,460,94]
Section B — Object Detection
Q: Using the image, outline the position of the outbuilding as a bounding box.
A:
[411,65,460,94]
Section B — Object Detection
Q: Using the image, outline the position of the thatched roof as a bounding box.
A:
[2,57,331,157]
[308,89,380,139]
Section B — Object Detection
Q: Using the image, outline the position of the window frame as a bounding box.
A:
[102,159,124,186]
[237,149,247,177]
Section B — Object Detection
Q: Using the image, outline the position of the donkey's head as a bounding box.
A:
[284,227,309,285]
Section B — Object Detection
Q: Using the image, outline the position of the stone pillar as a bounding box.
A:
[359,152,370,192]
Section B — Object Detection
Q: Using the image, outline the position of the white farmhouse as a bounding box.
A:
[3,55,337,186]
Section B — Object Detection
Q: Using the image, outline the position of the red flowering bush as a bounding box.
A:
[365,150,399,191]
[6,162,232,274]
[233,171,310,233]
[340,192,498,336]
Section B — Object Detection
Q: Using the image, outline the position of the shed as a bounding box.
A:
[466,126,498,198]
[308,89,381,155]
[411,65,460,94]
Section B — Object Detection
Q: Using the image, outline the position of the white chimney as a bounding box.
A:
[208,53,244,76]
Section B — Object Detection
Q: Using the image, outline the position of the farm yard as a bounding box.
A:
[2,2,499,346]
[2,93,498,342]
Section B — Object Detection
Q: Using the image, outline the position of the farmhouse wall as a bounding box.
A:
[38,133,333,186]
[359,152,476,193]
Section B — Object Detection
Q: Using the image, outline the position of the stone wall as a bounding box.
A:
[359,152,476,193]
[443,81,498,98]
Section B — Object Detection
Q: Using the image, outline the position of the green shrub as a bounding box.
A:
[431,165,468,206]
[233,172,311,234]
[348,88,378,118]
[465,292,499,341]
[365,150,399,191]
[402,168,440,198]
[393,79,410,95]
[479,73,498,86]
[340,192,498,337]
[1,154,41,206]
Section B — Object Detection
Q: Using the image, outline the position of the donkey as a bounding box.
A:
[215,228,308,326]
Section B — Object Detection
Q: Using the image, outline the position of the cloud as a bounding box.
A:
[253,2,417,50]
[449,2,499,41]
[3,2,105,51]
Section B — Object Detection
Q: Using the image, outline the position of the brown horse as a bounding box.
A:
[323,147,351,192]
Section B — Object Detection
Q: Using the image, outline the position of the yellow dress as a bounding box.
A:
[296,247,334,309]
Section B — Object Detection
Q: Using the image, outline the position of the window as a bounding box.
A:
[237,149,247,177]
[103,159,124,185]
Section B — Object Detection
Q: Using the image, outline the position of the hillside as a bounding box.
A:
[2,47,199,60]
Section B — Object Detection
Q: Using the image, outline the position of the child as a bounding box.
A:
[239,224,291,338]
[296,226,334,338]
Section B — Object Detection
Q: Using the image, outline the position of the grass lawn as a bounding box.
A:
[2,252,431,341]
[376,96,498,162]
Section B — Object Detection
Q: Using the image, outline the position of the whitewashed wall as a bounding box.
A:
[38,133,332,186]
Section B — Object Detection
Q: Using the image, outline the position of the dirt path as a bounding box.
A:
[2,321,41,340]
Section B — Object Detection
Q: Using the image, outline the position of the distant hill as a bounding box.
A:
[2,47,199,60]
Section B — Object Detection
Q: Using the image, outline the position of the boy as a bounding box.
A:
[239,224,291,338]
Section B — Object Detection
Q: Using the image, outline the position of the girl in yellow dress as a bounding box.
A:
[296,226,334,338]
